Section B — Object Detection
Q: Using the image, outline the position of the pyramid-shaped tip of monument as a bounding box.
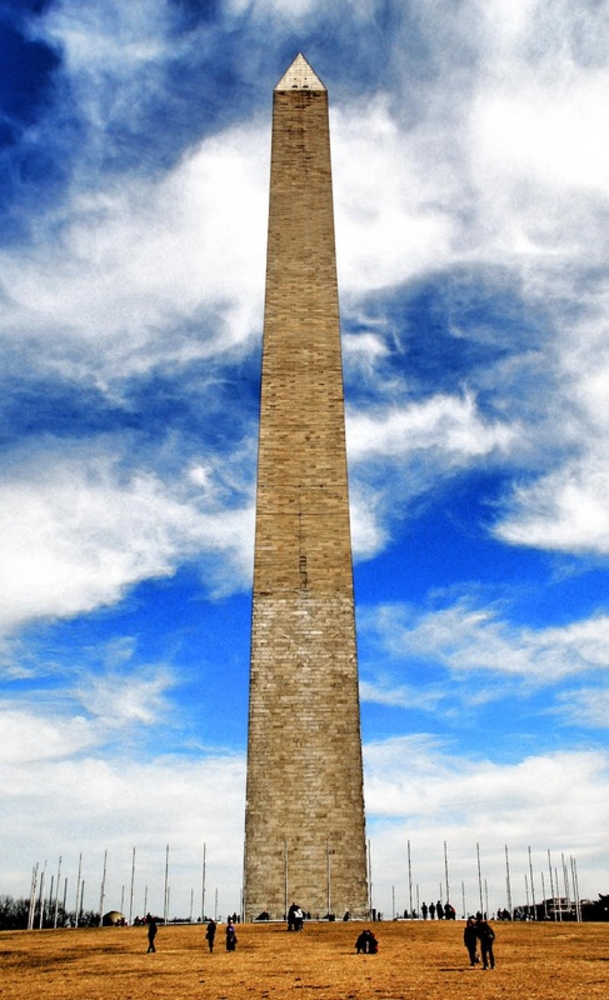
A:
[275,53,326,92]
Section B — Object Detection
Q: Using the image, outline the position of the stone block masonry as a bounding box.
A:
[243,55,368,921]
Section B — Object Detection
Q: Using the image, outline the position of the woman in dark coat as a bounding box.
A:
[463,917,478,966]
[225,920,237,952]
[205,919,217,953]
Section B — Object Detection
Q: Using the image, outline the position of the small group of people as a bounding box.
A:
[144,906,495,971]
[355,929,378,954]
[420,900,456,920]
[204,917,238,952]
[146,915,237,954]
[463,913,496,970]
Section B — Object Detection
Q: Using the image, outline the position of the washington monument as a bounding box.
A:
[243,54,368,920]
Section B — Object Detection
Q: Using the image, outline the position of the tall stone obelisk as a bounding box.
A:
[243,54,368,921]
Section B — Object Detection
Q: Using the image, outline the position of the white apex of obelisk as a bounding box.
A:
[275,53,326,92]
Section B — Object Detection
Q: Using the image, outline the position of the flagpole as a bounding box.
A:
[407,840,413,918]
[129,847,136,925]
[74,853,82,928]
[54,856,63,929]
[528,847,537,919]
[504,845,512,917]
[476,843,483,915]
[201,843,207,922]
[99,850,107,927]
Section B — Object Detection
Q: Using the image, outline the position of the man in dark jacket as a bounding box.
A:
[205,919,217,953]
[146,914,158,953]
[463,917,478,966]
[476,914,496,969]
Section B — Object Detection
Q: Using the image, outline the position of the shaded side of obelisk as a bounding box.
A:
[243,54,368,921]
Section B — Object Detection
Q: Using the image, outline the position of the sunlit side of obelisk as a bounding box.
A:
[243,54,368,920]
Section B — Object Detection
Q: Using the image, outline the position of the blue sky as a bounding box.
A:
[2,0,609,921]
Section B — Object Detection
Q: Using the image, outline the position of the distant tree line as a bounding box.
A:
[0,896,29,930]
[582,895,609,921]
[0,895,99,930]
[535,894,609,922]
[496,895,609,922]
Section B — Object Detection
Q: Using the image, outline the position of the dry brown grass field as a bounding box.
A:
[1,919,608,1000]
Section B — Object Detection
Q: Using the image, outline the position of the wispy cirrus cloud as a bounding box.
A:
[73,667,175,729]
[347,392,516,464]
[557,687,609,730]
[494,317,609,556]
[361,599,609,684]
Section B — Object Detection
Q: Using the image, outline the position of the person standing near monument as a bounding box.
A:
[205,918,217,953]
[463,917,479,967]
[225,920,237,952]
[146,914,158,953]
[476,914,496,969]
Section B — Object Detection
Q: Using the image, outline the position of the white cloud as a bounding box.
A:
[347,392,516,465]
[228,0,318,17]
[0,444,254,637]
[0,706,99,764]
[359,678,444,712]
[496,461,609,554]
[558,687,609,729]
[0,659,177,762]
[364,736,599,823]
[344,394,517,559]
[0,123,268,384]
[362,600,609,684]
[348,485,389,561]
[342,331,389,373]
[74,668,174,728]
[328,4,606,289]
[333,99,458,294]
[42,0,171,68]
[473,77,609,196]
[495,316,609,554]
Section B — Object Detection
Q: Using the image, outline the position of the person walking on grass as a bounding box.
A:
[146,915,158,953]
